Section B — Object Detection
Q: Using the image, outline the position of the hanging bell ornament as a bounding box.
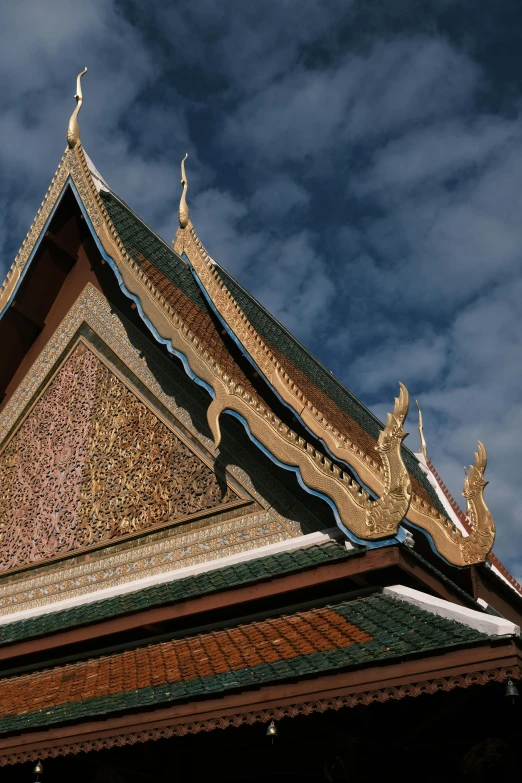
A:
[505,679,519,704]
[266,720,278,744]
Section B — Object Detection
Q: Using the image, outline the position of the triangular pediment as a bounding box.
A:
[0,339,244,573]
[0,144,495,570]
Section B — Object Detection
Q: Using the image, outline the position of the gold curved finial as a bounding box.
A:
[416,400,428,459]
[407,438,495,565]
[67,67,88,149]
[179,152,189,228]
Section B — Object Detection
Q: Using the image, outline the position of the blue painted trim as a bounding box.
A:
[222,408,402,550]
[4,178,401,550]
[67,181,214,398]
[0,179,74,321]
[402,519,463,568]
[188,264,378,500]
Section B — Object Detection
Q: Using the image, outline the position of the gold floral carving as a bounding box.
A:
[207,380,411,538]
[0,285,316,609]
[408,442,495,566]
[0,341,239,571]
[0,285,314,545]
[0,140,494,564]
[174,223,496,563]
[0,510,288,614]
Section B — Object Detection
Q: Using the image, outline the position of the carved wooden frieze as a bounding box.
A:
[0,342,238,571]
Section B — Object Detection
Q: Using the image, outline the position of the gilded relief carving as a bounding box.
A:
[175,222,496,563]
[177,223,389,493]
[0,286,319,609]
[408,442,495,567]
[0,510,288,615]
[0,341,238,571]
[0,137,496,566]
[0,345,99,569]
[207,380,411,539]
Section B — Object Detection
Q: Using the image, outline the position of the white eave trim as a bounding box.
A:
[0,527,347,626]
[384,584,520,637]
[83,147,111,194]
[415,452,469,536]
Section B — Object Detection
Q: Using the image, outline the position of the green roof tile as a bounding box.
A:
[0,541,355,646]
[0,594,488,735]
[99,191,447,521]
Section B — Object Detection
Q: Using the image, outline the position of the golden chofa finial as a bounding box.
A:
[67,67,88,149]
[416,400,428,460]
[179,152,189,228]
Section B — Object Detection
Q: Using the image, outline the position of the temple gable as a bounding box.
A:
[0,340,240,572]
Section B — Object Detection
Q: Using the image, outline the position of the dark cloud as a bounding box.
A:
[1,0,522,574]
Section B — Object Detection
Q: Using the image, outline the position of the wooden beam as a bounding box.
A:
[9,300,45,330]
[398,548,478,609]
[0,547,396,663]
[0,639,517,760]
[44,231,77,263]
[0,544,491,665]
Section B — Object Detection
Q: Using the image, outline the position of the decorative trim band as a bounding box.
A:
[0,142,494,565]
[174,224,495,566]
[0,665,517,766]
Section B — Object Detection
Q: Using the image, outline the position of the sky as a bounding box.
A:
[1,0,522,576]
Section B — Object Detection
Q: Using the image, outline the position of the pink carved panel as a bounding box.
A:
[0,343,237,571]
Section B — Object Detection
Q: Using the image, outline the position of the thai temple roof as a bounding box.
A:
[0,71,521,768]
[98,184,445,517]
[0,592,493,736]
[96,179,520,593]
[0,94,514,574]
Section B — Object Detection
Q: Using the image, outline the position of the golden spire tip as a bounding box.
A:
[416,400,428,460]
[179,152,189,228]
[67,67,88,149]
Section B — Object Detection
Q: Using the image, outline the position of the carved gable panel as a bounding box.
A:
[0,342,239,572]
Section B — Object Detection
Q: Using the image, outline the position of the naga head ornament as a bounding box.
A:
[463,440,488,500]
[377,382,409,454]
[67,67,88,149]
[179,152,189,228]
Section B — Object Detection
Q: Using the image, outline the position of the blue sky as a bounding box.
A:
[1,0,522,576]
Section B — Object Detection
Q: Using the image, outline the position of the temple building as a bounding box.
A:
[0,71,521,782]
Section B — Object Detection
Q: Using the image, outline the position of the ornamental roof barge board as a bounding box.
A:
[0,141,505,573]
[0,70,516,592]
[0,75,521,769]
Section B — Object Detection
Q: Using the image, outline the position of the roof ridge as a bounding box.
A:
[99,194,449,523]
[488,552,522,596]
[50,170,489,566]
[215,264,386,433]
[426,457,472,533]
[103,189,191,267]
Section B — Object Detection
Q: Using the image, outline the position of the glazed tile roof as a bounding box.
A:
[98,191,448,519]
[0,541,355,646]
[0,593,487,735]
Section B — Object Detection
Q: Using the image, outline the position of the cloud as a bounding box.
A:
[250,177,310,221]
[222,36,479,165]
[348,334,449,394]
[1,0,522,576]
[192,188,333,339]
